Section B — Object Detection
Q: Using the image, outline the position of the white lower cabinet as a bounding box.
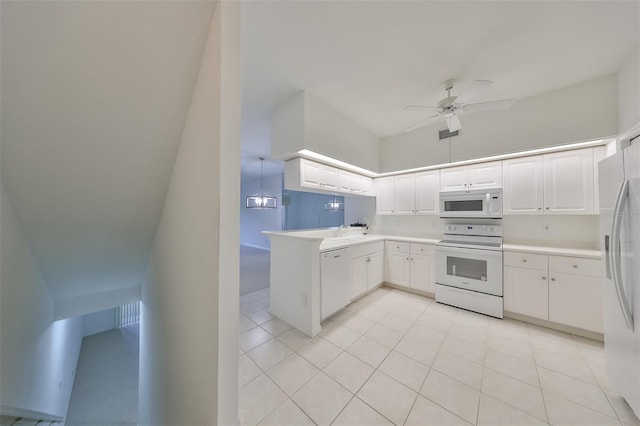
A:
[548,257,603,333]
[349,242,384,300]
[504,250,603,333]
[504,252,549,320]
[386,248,411,287]
[385,241,435,293]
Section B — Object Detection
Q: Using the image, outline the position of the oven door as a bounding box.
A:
[435,245,503,296]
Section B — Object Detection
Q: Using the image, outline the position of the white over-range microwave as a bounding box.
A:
[439,189,503,218]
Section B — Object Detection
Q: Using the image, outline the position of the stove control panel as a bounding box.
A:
[443,224,503,237]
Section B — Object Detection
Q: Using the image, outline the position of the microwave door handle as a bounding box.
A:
[611,179,634,331]
[486,192,490,211]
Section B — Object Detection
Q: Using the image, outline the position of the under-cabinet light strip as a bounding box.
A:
[296,137,614,179]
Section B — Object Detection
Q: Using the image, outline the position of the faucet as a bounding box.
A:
[338,224,346,236]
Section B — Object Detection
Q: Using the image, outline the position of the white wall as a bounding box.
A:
[305,94,380,171]
[54,285,139,321]
[381,75,618,172]
[344,196,376,227]
[374,215,444,239]
[617,47,640,134]
[0,185,82,420]
[374,213,600,249]
[502,215,600,248]
[82,308,115,337]
[240,174,283,249]
[138,2,240,425]
[272,92,381,171]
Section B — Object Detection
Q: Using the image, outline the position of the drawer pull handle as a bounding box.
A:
[542,276,547,280]
[573,265,578,268]
[551,278,556,282]
[522,259,527,263]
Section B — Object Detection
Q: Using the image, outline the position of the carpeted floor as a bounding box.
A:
[240,245,270,295]
[66,324,139,426]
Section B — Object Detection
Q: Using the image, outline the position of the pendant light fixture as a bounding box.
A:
[246,157,277,209]
[324,194,344,211]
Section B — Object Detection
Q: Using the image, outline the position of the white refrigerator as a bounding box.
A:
[598,124,640,418]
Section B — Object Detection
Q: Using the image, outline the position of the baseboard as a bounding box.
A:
[381,282,435,299]
[505,311,604,342]
[240,243,270,251]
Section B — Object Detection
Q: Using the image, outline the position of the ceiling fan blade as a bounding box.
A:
[445,114,462,132]
[461,99,515,112]
[402,105,440,111]
[454,80,492,105]
[404,114,442,133]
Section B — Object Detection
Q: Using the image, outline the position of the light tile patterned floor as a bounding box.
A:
[238,286,640,426]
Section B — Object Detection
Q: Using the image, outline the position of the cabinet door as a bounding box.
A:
[339,170,355,192]
[440,165,469,191]
[386,251,410,287]
[300,159,323,188]
[367,252,384,289]
[350,257,368,300]
[375,176,395,215]
[394,174,416,215]
[548,272,603,332]
[543,148,594,214]
[360,175,374,195]
[415,170,440,214]
[321,166,340,191]
[468,161,502,190]
[503,156,544,215]
[410,253,434,293]
[504,266,548,320]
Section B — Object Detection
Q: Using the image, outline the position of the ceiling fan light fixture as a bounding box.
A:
[246,157,277,209]
[445,114,462,132]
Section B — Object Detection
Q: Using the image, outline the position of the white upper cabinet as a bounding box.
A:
[543,149,594,214]
[375,170,440,216]
[286,158,373,197]
[299,158,339,191]
[394,174,416,215]
[468,161,503,190]
[375,176,395,215]
[339,170,374,195]
[415,170,440,215]
[440,161,502,192]
[440,165,469,191]
[503,147,596,215]
[503,156,545,215]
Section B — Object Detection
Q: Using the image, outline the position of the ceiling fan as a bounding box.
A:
[403,79,515,133]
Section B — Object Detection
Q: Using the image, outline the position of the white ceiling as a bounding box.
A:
[1,1,216,299]
[241,1,639,179]
[1,1,638,303]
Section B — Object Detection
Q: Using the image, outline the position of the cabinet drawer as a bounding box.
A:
[410,243,435,256]
[504,251,548,270]
[350,241,384,259]
[549,256,601,277]
[385,241,410,253]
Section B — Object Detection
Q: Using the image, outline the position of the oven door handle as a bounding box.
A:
[436,246,503,258]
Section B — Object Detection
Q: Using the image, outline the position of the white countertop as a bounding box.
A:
[320,234,440,252]
[265,228,601,258]
[503,243,601,259]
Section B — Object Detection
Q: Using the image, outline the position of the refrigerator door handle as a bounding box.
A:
[611,179,634,331]
[604,234,611,279]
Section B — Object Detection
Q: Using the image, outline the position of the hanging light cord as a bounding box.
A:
[259,156,265,196]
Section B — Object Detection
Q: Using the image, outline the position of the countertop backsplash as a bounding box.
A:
[374,214,600,250]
